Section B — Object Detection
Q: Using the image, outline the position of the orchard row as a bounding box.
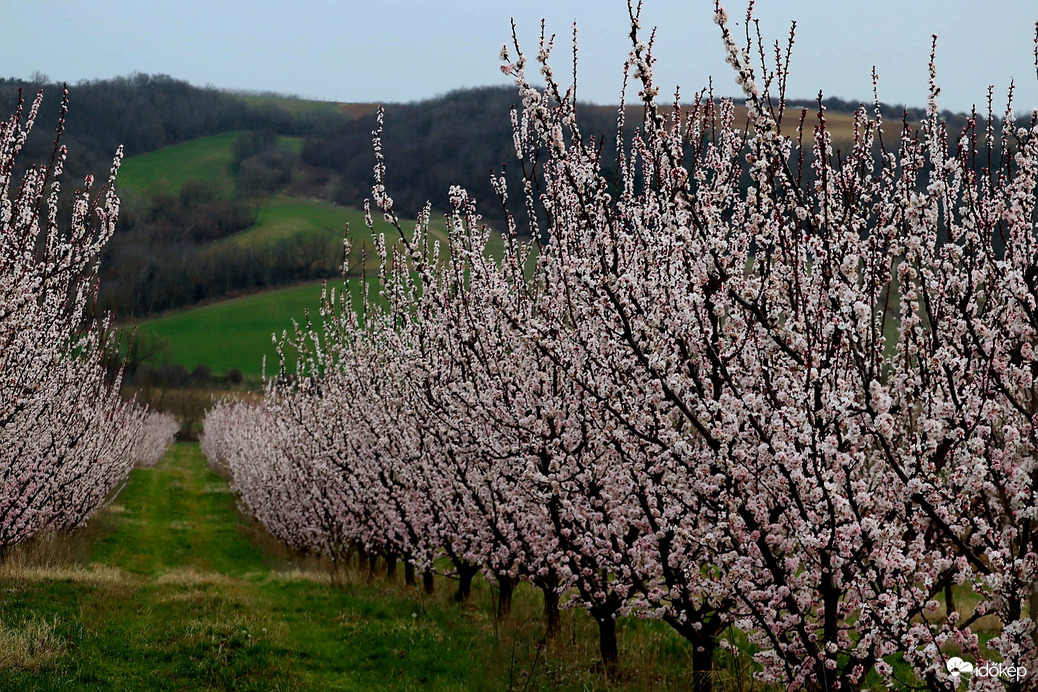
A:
[1,89,177,555]
[202,5,1038,689]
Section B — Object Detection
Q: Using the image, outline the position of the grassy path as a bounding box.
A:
[88,443,269,577]
[0,443,703,691]
[0,444,519,691]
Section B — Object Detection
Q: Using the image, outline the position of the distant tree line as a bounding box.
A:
[99,231,341,317]
[301,86,985,226]
[0,73,331,186]
[301,86,634,224]
[784,94,975,130]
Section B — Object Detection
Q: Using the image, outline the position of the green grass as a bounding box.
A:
[208,197,373,251]
[133,279,369,377]
[0,443,724,690]
[118,132,241,198]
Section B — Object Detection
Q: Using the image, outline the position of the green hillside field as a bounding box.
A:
[118,130,509,379]
[238,94,348,116]
[134,280,365,377]
[117,130,502,269]
[117,132,239,198]
[116,131,495,274]
[117,132,303,198]
[210,197,398,249]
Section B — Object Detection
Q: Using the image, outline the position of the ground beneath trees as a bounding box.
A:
[0,444,704,691]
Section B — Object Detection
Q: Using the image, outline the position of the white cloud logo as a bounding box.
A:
[942,655,1026,685]
[947,656,974,678]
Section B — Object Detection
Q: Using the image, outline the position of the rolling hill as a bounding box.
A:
[112,122,500,379]
[104,85,946,384]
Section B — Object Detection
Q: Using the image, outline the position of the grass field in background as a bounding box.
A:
[116,132,456,276]
[118,132,240,198]
[210,197,397,249]
[114,127,512,380]
[134,280,358,376]
[237,95,351,117]
[204,196,465,269]
[129,196,506,377]
[204,197,408,271]
[118,132,303,198]
[235,95,379,123]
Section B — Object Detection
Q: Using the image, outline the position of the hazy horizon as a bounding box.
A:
[4,1,1037,114]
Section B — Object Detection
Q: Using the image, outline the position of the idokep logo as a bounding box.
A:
[946,656,1027,685]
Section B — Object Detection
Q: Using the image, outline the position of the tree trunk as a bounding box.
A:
[366,552,378,581]
[597,615,618,672]
[496,573,518,620]
[385,552,398,580]
[541,582,561,639]
[423,569,435,594]
[945,583,957,620]
[691,640,714,692]
[404,560,416,588]
[665,616,721,692]
[454,563,479,603]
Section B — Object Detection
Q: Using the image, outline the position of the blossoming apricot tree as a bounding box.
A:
[204,2,1038,689]
[0,88,168,553]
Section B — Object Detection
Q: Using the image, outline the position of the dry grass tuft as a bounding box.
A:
[0,616,66,671]
[156,589,209,604]
[266,568,340,585]
[1,528,103,568]
[202,483,236,495]
[165,521,194,531]
[0,562,126,585]
[155,567,237,587]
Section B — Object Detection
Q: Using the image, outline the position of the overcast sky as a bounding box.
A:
[4,0,1037,114]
